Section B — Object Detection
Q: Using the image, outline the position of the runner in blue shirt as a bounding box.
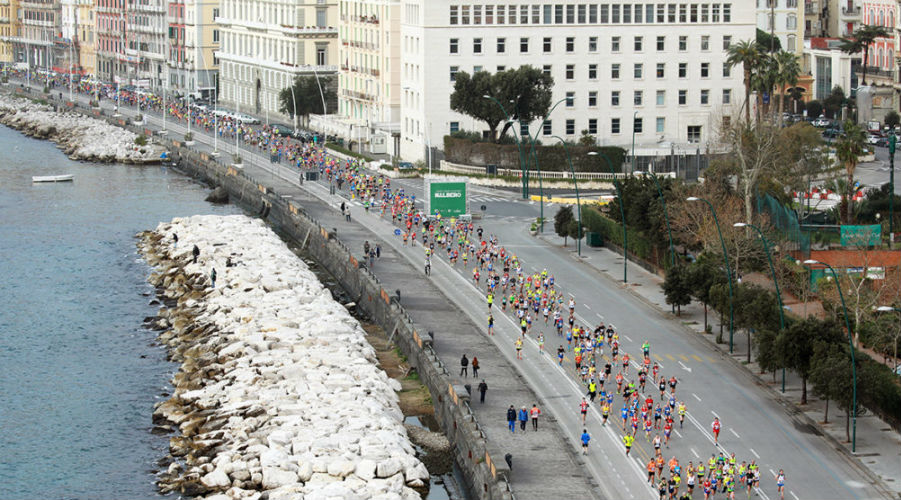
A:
[580,429,591,455]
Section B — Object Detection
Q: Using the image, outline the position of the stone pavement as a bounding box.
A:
[227,163,600,500]
[536,231,901,497]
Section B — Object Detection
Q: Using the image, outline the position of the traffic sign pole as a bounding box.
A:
[891,134,896,242]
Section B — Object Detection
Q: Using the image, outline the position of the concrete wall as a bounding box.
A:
[30,92,514,500]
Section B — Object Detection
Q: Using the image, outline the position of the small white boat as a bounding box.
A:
[32,175,74,183]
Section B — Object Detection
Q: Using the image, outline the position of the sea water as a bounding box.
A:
[0,125,241,499]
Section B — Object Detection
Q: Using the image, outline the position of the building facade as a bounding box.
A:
[167,0,219,99]
[127,0,167,88]
[0,0,21,64]
[830,0,861,37]
[76,0,94,76]
[15,0,61,71]
[757,0,805,53]
[337,0,400,137]
[95,0,125,83]
[399,1,754,163]
[216,0,340,122]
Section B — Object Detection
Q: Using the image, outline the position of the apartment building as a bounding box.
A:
[216,0,340,122]
[167,0,218,99]
[757,0,805,53]
[336,0,401,141]
[14,0,60,70]
[399,1,754,163]
[127,0,167,88]
[95,0,126,82]
[830,0,861,37]
[76,0,94,75]
[0,0,21,64]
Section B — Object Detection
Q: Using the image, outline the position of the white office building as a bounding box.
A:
[756,0,804,53]
[399,1,754,164]
[216,0,340,124]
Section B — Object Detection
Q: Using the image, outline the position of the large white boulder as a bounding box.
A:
[261,467,298,489]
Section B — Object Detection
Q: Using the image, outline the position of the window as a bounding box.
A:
[701,3,709,22]
[658,4,666,22]
[611,91,620,106]
[450,5,458,24]
[450,122,460,133]
[612,36,620,52]
[690,3,698,22]
[589,64,598,79]
[657,63,665,78]
[566,4,575,23]
[486,5,494,23]
[566,37,575,52]
[634,63,643,78]
[520,37,529,52]
[497,65,506,72]
[213,29,219,42]
[588,118,598,134]
[678,63,687,78]
[473,5,482,24]
[578,4,587,23]
[723,89,732,104]
[601,4,609,23]
[450,66,459,81]
[450,38,458,53]
[543,64,552,76]
[461,5,470,24]
[634,90,643,105]
[589,4,597,23]
[612,118,621,134]
[787,35,796,52]
[612,4,620,22]
[473,38,482,53]
[723,35,732,50]
[679,36,687,51]
[712,4,720,22]
[701,62,709,78]
[566,92,575,107]
[611,64,620,79]
[656,90,665,105]
[678,89,687,105]
[566,64,575,79]
[657,36,665,51]
[723,62,731,77]
[700,89,709,104]
[589,36,598,52]
[589,91,598,106]
[723,4,730,22]
[498,5,505,24]
[566,119,575,135]
[545,4,554,23]
[520,122,529,136]
[542,120,552,136]
[497,38,506,53]
[474,65,483,73]
[543,37,552,52]
[701,35,709,51]
[679,4,687,22]
[623,4,631,22]
[656,117,665,133]
[687,125,702,143]
[634,117,643,133]
[553,4,562,23]
[532,4,540,23]
[634,36,643,51]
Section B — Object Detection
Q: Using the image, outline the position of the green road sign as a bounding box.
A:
[427,180,468,217]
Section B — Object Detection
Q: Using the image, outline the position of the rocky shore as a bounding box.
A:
[139,215,428,500]
[0,94,163,163]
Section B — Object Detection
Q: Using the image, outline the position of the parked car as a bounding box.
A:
[397,161,415,170]
[235,113,260,125]
[868,134,882,145]
[876,136,891,148]
[813,115,832,128]
[270,124,294,137]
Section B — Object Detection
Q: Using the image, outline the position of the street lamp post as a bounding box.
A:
[631,110,638,174]
[524,97,568,221]
[736,222,787,390]
[804,259,858,453]
[590,151,628,283]
[875,306,901,380]
[636,170,676,268]
[688,196,735,353]
[482,95,527,199]
[553,135,582,256]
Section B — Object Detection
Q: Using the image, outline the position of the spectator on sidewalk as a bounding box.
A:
[460,354,469,377]
[518,406,529,432]
[530,404,542,431]
[471,356,480,378]
[506,405,516,433]
[478,380,487,403]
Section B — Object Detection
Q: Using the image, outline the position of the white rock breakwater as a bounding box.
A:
[0,94,162,163]
[140,215,428,500]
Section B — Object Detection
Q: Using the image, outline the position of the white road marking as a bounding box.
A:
[690,447,699,458]
[624,335,633,342]
[678,361,692,372]
[596,313,605,320]
[790,491,799,500]
[674,429,683,438]
[692,393,702,402]
[770,469,777,478]
[750,448,760,459]
[711,410,719,418]
[585,304,592,310]
[729,428,740,438]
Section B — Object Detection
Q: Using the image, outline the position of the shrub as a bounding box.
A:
[232,153,243,164]
[134,134,148,146]
[183,132,193,142]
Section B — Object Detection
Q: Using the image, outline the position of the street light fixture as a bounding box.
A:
[553,135,582,256]
[802,258,858,453]
[589,151,628,283]
[688,196,734,352]
[735,222,787,389]
[635,170,676,268]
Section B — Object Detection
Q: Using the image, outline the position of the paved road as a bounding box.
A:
[23,82,893,499]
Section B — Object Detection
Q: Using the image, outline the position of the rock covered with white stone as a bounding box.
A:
[140,215,426,500]
[0,94,163,163]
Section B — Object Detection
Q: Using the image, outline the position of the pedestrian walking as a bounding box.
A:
[506,405,516,433]
[172,232,178,249]
[363,240,370,258]
[192,244,200,264]
[376,244,381,259]
[518,406,528,432]
[340,201,346,214]
[210,268,217,288]
[478,379,487,403]
[460,354,469,377]
[345,207,351,222]
[530,404,541,431]
[471,356,480,377]
[580,429,591,455]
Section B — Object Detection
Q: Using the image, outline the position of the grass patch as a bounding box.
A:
[404,371,420,381]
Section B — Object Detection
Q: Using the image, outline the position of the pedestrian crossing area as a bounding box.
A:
[470,195,514,204]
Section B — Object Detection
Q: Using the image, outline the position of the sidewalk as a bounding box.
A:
[536,231,901,497]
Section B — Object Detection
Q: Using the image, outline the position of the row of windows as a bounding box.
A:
[449,62,733,81]
[449,3,733,26]
[452,34,732,55]
[448,118,705,139]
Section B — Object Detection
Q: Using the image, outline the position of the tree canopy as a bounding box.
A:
[840,24,891,86]
[450,66,553,142]
[278,76,336,123]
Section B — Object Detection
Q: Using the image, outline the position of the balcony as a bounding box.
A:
[840,5,860,18]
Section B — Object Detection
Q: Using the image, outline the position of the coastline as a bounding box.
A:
[0,93,164,164]
[140,215,428,500]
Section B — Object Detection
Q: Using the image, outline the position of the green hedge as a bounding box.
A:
[326,142,374,162]
[581,206,656,262]
[443,136,626,172]
[858,352,901,430]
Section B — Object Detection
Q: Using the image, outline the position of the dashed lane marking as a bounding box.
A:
[750,448,760,459]
[665,353,675,361]
[691,354,704,362]
[679,354,690,361]
[790,491,799,500]
[653,354,663,362]
[692,393,702,402]
[729,428,740,439]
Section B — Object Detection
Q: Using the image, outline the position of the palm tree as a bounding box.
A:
[726,40,761,124]
[840,24,891,86]
[833,120,867,224]
[774,50,801,126]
